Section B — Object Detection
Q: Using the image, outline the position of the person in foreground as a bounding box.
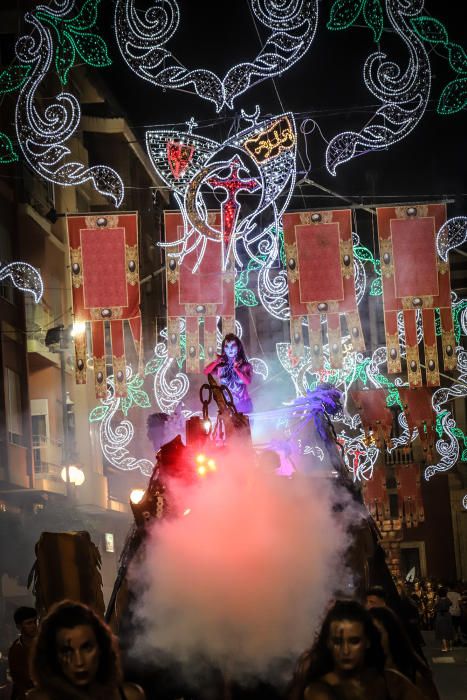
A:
[203,333,253,413]
[300,600,423,700]
[8,606,38,700]
[369,605,440,700]
[27,600,145,700]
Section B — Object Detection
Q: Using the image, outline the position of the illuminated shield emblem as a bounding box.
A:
[167,141,195,179]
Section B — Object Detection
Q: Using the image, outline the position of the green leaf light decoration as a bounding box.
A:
[410,15,467,115]
[0,65,31,94]
[363,0,383,43]
[89,403,109,423]
[411,16,448,44]
[327,0,365,31]
[447,43,467,74]
[438,78,467,115]
[36,0,111,86]
[121,374,151,416]
[353,244,382,295]
[0,133,19,164]
[328,0,383,42]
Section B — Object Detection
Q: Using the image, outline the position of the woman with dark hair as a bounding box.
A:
[27,600,145,700]
[369,606,440,700]
[290,600,423,700]
[203,333,253,413]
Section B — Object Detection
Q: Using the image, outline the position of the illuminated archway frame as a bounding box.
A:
[114,0,319,112]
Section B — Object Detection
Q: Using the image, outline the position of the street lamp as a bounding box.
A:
[129,488,145,504]
[61,465,85,487]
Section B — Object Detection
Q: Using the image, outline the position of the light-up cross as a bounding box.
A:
[347,444,367,478]
[207,156,260,250]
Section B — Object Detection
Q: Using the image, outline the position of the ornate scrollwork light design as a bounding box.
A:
[15,6,124,206]
[115,0,318,112]
[326,0,431,175]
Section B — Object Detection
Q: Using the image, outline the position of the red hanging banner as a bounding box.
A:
[395,464,424,527]
[350,389,393,449]
[362,467,390,527]
[67,213,142,398]
[398,387,436,461]
[164,211,235,372]
[376,204,455,387]
[283,209,364,368]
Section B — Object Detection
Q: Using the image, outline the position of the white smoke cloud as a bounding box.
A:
[128,447,364,682]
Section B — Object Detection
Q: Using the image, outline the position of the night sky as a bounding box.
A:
[99,0,467,228]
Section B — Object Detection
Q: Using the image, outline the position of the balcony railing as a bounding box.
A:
[32,434,62,480]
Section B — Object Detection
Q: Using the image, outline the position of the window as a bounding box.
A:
[6,368,23,445]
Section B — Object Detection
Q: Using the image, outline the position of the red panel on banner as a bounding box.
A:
[295,223,344,302]
[283,209,364,367]
[81,228,127,309]
[179,238,224,305]
[391,219,439,298]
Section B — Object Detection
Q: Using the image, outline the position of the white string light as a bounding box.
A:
[15,10,124,207]
[115,0,318,111]
[436,216,467,261]
[325,0,431,175]
[0,261,43,302]
[150,112,297,271]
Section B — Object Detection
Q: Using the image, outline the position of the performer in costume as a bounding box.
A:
[203,333,253,414]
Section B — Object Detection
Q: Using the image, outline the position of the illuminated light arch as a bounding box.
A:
[15,9,124,206]
[115,0,319,112]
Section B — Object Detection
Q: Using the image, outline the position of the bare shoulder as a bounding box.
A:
[304,681,335,700]
[123,682,146,700]
[26,691,51,700]
[385,668,424,700]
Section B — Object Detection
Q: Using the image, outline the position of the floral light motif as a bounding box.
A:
[90,365,154,476]
[15,4,124,206]
[425,348,467,480]
[326,0,431,175]
[114,0,318,111]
